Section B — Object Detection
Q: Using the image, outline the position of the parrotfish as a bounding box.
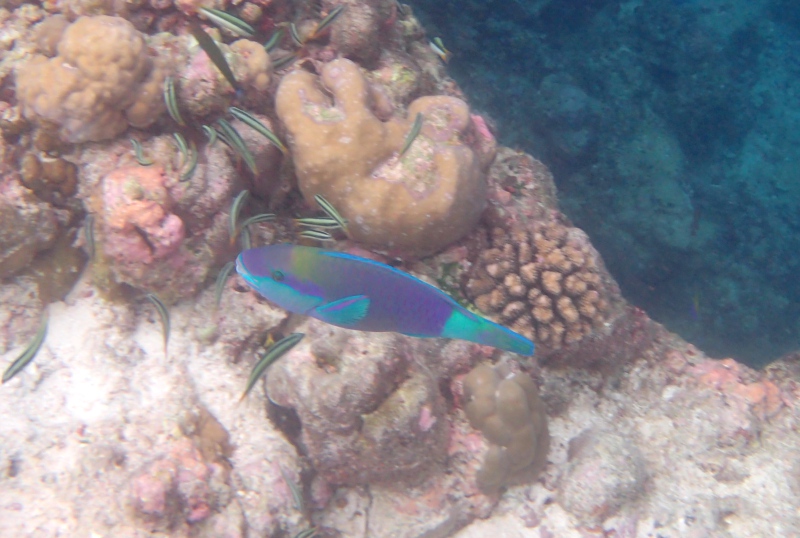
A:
[236,244,535,356]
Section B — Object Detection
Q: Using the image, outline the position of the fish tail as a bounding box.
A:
[442,308,535,356]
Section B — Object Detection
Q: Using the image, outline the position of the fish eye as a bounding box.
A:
[272,270,284,282]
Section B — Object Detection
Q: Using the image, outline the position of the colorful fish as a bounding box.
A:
[236,245,534,355]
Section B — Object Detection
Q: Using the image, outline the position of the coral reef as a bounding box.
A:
[17,15,172,143]
[0,177,61,279]
[177,35,272,119]
[265,321,450,486]
[276,57,492,256]
[3,1,800,537]
[85,135,238,300]
[461,362,549,492]
[464,218,620,356]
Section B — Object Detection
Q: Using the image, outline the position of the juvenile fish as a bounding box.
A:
[145,293,170,357]
[198,7,255,37]
[313,194,349,235]
[310,5,345,40]
[400,112,423,157]
[84,214,95,260]
[229,190,250,244]
[240,333,305,401]
[299,229,335,242]
[2,314,48,384]
[217,119,258,174]
[180,140,198,182]
[163,77,186,126]
[280,464,305,512]
[189,21,240,91]
[264,28,285,52]
[239,213,277,233]
[202,125,218,146]
[229,107,288,155]
[215,261,236,308]
[430,37,451,63]
[294,217,342,229]
[131,138,153,166]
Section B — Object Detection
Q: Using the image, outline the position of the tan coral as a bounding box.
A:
[275,58,490,256]
[462,363,549,493]
[16,15,171,143]
[464,219,617,354]
[230,38,271,93]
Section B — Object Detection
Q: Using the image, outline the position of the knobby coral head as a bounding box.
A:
[275,57,494,257]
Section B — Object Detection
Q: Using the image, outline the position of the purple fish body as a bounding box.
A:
[236,244,534,355]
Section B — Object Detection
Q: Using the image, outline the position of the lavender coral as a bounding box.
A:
[275,58,492,257]
[16,15,171,143]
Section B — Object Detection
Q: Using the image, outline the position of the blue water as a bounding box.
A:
[409,0,800,366]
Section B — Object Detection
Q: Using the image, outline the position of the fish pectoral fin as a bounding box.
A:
[313,295,370,326]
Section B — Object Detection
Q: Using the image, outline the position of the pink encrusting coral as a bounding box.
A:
[16,15,173,143]
[86,134,239,300]
[102,166,185,265]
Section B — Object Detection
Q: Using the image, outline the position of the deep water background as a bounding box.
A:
[407,0,800,367]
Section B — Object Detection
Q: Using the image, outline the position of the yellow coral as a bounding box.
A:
[276,58,488,256]
[230,39,271,93]
[16,15,169,143]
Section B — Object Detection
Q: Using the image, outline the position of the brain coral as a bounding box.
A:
[275,58,491,257]
[16,15,170,143]
[464,219,617,354]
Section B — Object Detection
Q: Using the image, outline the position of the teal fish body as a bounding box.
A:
[236,245,534,356]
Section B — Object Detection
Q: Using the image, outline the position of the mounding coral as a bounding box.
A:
[461,362,549,492]
[16,15,172,143]
[276,57,494,257]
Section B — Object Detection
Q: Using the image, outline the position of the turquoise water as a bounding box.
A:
[409,0,800,366]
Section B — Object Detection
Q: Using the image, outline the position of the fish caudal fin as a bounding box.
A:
[442,307,535,356]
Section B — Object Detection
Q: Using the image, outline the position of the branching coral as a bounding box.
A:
[275,57,492,256]
[464,219,616,354]
[16,15,171,143]
[462,362,549,492]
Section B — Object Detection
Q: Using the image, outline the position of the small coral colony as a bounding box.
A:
[1,0,621,500]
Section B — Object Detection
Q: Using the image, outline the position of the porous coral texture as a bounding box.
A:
[461,362,549,492]
[90,135,237,300]
[16,15,171,143]
[464,218,618,356]
[265,321,450,487]
[276,57,491,256]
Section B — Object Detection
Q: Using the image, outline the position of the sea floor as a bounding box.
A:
[1,270,798,537]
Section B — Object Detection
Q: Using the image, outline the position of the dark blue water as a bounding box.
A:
[408,0,800,366]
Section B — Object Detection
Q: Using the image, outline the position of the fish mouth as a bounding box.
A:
[235,254,257,288]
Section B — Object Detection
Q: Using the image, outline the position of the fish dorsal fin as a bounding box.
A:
[313,295,370,326]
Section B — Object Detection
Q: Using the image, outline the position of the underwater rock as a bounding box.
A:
[86,135,238,301]
[265,320,449,486]
[276,58,491,257]
[0,292,301,537]
[558,427,647,525]
[0,177,60,279]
